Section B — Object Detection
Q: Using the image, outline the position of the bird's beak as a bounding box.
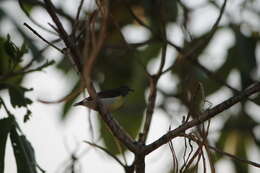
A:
[130,88,134,92]
[73,100,84,106]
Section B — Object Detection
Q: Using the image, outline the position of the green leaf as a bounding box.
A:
[171,28,222,98]
[3,35,28,67]
[204,52,234,95]
[23,109,32,123]
[136,41,163,65]
[95,36,161,154]
[20,136,37,168]
[0,35,26,85]
[232,27,257,89]
[0,37,12,75]
[10,128,37,173]
[0,117,13,173]
[4,34,18,60]
[142,0,178,31]
[15,24,44,62]
[233,137,248,173]
[215,112,256,166]
[7,84,33,108]
[56,56,74,74]
[163,0,178,22]
[18,0,35,14]
[17,42,28,60]
[61,80,80,120]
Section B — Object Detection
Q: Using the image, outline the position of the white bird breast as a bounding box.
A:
[84,96,124,111]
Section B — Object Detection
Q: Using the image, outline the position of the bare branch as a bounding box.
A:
[24,23,62,53]
[181,133,260,169]
[84,141,125,168]
[43,0,82,71]
[168,127,178,172]
[123,0,182,52]
[140,1,169,144]
[76,0,85,21]
[0,60,55,81]
[82,0,137,153]
[144,82,260,154]
[208,145,260,168]
[163,0,227,74]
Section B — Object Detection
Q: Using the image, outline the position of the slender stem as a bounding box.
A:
[43,0,82,72]
[82,0,137,153]
[144,82,260,154]
[140,1,168,144]
[24,23,62,53]
[181,133,260,168]
[84,141,125,167]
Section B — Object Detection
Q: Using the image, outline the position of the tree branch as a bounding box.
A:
[24,23,62,53]
[181,133,260,169]
[163,0,227,74]
[84,141,125,168]
[144,82,260,154]
[43,0,82,72]
[82,0,137,153]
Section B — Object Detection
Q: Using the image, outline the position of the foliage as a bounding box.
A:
[0,34,52,172]
[0,0,260,173]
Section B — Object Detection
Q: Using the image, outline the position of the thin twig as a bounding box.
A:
[43,0,82,72]
[76,0,85,21]
[190,60,260,106]
[181,133,260,168]
[182,146,201,172]
[71,0,85,40]
[144,82,260,154]
[82,0,137,153]
[123,0,182,52]
[18,0,58,35]
[168,126,178,172]
[208,145,260,168]
[24,23,62,53]
[140,3,169,143]
[180,138,194,173]
[0,60,55,81]
[168,139,178,173]
[162,0,227,74]
[84,141,125,167]
[140,77,157,143]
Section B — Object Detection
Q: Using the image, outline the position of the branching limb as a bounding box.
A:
[163,0,227,74]
[181,133,260,168]
[43,0,82,71]
[82,0,137,153]
[140,1,168,144]
[123,0,182,52]
[144,82,260,154]
[0,60,55,81]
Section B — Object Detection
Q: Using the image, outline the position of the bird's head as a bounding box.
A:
[118,86,134,96]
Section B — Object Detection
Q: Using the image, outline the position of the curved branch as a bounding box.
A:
[82,1,137,153]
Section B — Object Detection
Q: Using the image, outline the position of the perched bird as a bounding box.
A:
[74,86,134,111]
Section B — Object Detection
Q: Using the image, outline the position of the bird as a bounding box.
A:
[74,86,134,111]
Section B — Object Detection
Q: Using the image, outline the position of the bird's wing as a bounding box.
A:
[85,89,121,101]
[97,89,122,98]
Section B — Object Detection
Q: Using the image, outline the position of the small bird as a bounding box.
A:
[74,86,134,111]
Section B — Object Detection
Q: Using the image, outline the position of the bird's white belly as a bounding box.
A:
[84,96,124,111]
